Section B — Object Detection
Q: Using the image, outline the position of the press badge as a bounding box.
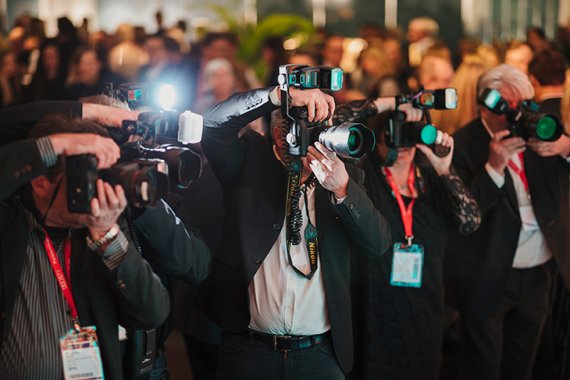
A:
[390,243,424,288]
[60,326,104,380]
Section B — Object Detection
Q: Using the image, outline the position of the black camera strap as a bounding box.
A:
[285,165,319,280]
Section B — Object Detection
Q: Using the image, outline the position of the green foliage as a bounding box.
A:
[238,14,314,63]
[206,5,315,79]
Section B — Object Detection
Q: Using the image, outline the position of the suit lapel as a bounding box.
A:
[315,184,333,246]
[502,170,520,220]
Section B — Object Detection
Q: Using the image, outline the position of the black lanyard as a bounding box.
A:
[286,170,319,280]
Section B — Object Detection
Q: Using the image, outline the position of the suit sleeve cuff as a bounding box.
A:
[37,136,58,167]
[485,163,505,188]
[269,86,281,106]
[98,230,129,270]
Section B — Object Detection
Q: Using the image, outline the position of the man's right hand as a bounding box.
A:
[48,133,120,169]
[289,88,336,122]
[487,130,526,174]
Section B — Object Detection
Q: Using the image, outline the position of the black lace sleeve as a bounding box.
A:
[333,99,378,124]
[439,166,481,235]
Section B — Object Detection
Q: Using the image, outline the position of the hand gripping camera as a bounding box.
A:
[277,64,376,160]
[383,86,458,166]
[478,88,563,141]
[66,83,204,213]
[278,64,376,250]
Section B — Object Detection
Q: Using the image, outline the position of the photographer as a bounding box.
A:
[200,85,391,379]
[0,99,138,145]
[0,115,169,379]
[334,96,480,379]
[445,64,570,380]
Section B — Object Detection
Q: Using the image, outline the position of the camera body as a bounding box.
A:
[66,154,169,213]
[479,88,563,141]
[66,83,204,213]
[384,87,457,166]
[278,64,375,160]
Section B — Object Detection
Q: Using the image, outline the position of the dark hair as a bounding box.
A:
[28,114,108,180]
[164,36,181,53]
[527,26,546,40]
[528,49,567,86]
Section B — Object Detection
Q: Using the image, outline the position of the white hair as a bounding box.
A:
[477,63,534,99]
[203,58,235,92]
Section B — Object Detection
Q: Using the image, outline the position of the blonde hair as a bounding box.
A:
[359,47,395,78]
[408,17,439,37]
[438,55,487,134]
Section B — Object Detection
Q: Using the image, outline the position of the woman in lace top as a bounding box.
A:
[334,99,481,380]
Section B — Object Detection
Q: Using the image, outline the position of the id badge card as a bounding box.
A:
[60,326,104,380]
[390,243,424,288]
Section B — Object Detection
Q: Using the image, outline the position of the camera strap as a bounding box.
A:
[42,229,81,331]
[383,165,416,246]
[285,165,319,280]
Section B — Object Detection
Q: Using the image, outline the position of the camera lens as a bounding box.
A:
[347,127,362,154]
[535,116,557,141]
[420,124,438,145]
[317,123,375,159]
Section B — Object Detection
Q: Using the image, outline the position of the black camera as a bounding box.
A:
[104,82,203,145]
[66,83,204,213]
[66,154,169,213]
[278,64,375,160]
[66,141,202,214]
[479,88,563,141]
[383,87,457,166]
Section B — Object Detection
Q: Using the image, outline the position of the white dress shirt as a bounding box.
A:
[482,120,552,268]
[248,185,331,335]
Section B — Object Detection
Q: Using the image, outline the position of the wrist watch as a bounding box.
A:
[86,224,120,251]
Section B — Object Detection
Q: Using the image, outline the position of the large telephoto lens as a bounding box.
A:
[525,113,563,142]
[314,122,376,159]
[100,160,169,208]
[403,122,438,145]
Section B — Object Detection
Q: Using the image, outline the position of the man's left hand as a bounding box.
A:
[307,142,349,198]
[527,135,570,158]
[87,179,127,239]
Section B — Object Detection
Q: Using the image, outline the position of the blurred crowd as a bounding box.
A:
[2,10,570,380]
[2,12,570,133]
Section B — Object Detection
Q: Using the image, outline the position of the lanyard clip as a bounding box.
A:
[72,318,81,332]
[406,235,414,247]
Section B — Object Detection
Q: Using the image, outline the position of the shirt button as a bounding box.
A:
[273,223,281,231]
[252,256,261,265]
[118,280,127,290]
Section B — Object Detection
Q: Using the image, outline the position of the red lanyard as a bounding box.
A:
[42,230,80,331]
[384,165,416,246]
[508,152,529,193]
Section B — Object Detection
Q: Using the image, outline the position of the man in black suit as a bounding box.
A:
[0,115,170,379]
[200,86,391,379]
[445,64,570,380]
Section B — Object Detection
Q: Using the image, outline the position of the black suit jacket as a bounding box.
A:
[445,118,570,320]
[0,139,170,379]
[200,88,391,373]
